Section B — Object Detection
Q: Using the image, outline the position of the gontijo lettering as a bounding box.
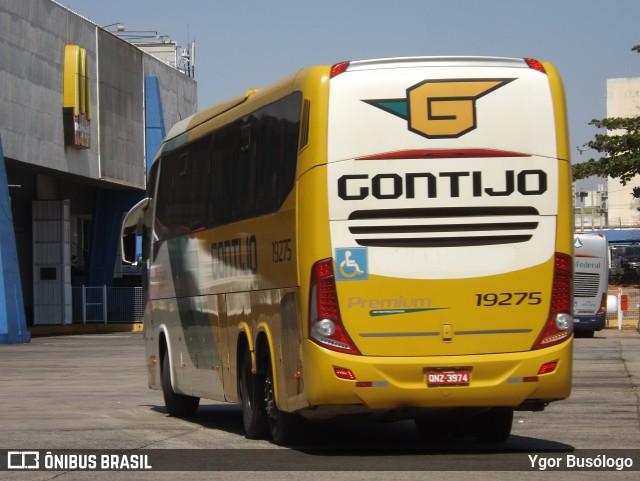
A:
[210,235,258,279]
[338,170,547,200]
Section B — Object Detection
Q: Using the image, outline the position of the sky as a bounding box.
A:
[58,0,640,163]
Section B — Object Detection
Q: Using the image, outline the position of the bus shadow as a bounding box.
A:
[148,402,246,437]
[147,403,574,453]
[290,418,573,452]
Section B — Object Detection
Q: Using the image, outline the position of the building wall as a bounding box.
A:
[0,0,197,324]
[143,53,198,160]
[0,0,197,188]
[97,30,145,186]
[0,1,98,177]
[606,78,640,227]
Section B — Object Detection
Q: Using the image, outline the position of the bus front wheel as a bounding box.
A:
[161,350,199,417]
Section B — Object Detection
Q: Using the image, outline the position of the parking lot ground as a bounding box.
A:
[0,329,639,448]
[0,329,638,479]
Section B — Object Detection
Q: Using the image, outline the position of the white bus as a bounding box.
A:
[574,233,609,336]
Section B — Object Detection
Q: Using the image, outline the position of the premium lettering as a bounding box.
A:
[348,295,432,310]
[338,169,547,200]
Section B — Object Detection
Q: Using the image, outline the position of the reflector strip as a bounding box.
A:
[455,329,533,335]
[334,367,356,380]
[356,148,530,160]
[359,329,531,338]
[508,376,539,383]
[538,361,558,375]
[355,381,389,388]
[360,331,439,338]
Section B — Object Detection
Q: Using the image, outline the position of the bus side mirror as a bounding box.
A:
[121,197,150,264]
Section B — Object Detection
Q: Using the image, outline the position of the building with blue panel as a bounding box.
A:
[0,1,196,335]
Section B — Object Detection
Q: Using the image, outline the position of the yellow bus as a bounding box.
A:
[122,56,573,445]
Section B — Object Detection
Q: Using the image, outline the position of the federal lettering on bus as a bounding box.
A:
[573,233,609,336]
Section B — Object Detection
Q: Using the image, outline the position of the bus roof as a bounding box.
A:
[342,56,531,72]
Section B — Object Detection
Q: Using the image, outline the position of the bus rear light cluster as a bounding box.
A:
[309,259,361,355]
[596,293,607,316]
[533,253,573,349]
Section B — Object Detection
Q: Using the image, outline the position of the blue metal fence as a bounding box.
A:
[72,286,143,323]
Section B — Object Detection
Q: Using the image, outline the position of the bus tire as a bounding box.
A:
[161,351,199,417]
[240,348,269,439]
[415,416,451,442]
[473,408,513,443]
[264,352,302,445]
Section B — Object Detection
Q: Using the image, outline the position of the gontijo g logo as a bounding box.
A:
[364,78,515,139]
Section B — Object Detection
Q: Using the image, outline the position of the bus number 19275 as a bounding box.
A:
[272,239,292,263]
[475,292,542,307]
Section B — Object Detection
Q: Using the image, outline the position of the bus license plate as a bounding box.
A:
[425,369,471,387]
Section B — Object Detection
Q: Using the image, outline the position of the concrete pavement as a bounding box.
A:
[0,328,638,479]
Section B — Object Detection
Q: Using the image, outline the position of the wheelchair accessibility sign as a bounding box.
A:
[335,247,368,281]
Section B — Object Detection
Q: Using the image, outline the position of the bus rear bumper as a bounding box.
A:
[300,338,573,419]
[573,315,606,332]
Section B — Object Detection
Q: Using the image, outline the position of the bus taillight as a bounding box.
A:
[533,253,573,350]
[330,61,350,78]
[309,259,361,355]
[524,58,546,74]
[596,293,607,316]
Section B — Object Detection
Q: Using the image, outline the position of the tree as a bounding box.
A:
[572,45,640,197]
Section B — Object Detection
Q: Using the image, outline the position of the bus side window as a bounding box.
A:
[233,120,257,219]
[210,126,237,226]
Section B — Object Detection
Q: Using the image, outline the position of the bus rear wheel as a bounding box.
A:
[161,351,199,417]
[414,416,452,442]
[264,352,302,445]
[472,408,513,443]
[239,348,269,439]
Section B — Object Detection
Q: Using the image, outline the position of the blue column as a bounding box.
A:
[0,134,30,343]
[87,189,143,286]
[139,76,166,257]
[145,76,165,175]
[86,77,165,285]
